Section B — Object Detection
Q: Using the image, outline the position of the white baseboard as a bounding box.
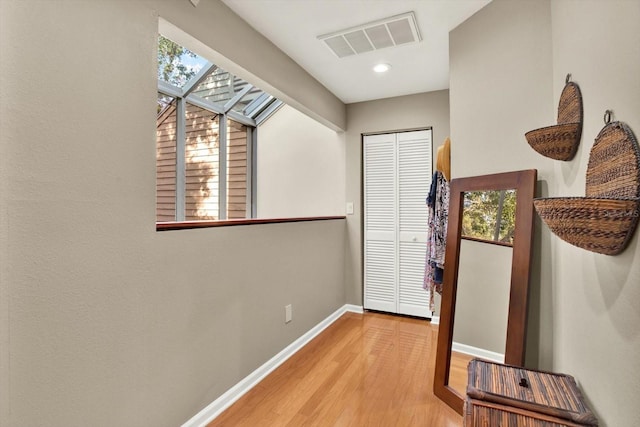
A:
[451,341,504,364]
[343,303,364,314]
[181,304,364,427]
[430,315,439,325]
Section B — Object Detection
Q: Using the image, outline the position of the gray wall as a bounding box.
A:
[344,90,451,304]
[453,240,511,355]
[257,105,346,218]
[450,1,640,425]
[0,1,346,426]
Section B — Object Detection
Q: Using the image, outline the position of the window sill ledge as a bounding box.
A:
[156,216,347,231]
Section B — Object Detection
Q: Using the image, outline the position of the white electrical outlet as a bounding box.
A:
[285,304,292,323]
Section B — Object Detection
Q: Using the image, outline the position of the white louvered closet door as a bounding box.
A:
[364,130,432,317]
[397,130,432,317]
[363,133,397,313]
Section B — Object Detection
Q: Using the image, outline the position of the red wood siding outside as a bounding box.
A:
[184,104,220,220]
[156,103,177,221]
[227,119,248,219]
[156,99,248,222]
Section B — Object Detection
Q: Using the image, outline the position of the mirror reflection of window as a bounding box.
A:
[461,189,517,245]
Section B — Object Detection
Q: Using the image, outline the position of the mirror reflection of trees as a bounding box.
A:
[462,189,516,245]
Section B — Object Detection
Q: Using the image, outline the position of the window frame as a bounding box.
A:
[156,32,347,231]
[157,46,283,223]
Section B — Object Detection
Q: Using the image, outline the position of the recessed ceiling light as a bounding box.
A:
[373,63,392,73]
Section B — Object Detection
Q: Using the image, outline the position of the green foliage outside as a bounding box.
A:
[157,35,198,113]
[462,189,516,244]
[158,35,198,86]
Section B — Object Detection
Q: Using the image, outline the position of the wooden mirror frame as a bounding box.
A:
[433,169,537,414]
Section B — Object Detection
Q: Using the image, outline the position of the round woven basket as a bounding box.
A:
[533,197,639,255]
[525,76,583,161]
[525,122,581,161]
[534,113,640,255]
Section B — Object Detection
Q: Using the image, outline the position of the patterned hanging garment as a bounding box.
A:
[424,171,450,312]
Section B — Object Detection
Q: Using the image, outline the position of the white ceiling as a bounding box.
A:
[221,0,490,104]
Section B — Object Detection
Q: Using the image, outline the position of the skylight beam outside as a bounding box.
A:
[183,93,225,115]
[157,62,272,127]
[227,110,256,127]
[246,128,254,218]
[158,80,183,99]
[159,79,257,127]
[182,62,217,97]
[175,97,187,221]
[255,100,284,126]
[242,92,270,117]
[223,83,255,112]
[219,115,228,220]
[250,128,257,218]
[244,93,271,117]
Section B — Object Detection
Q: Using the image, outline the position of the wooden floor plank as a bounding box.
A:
[208,311,463,427]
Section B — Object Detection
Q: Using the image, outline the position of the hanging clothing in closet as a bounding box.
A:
[424,138,451,312]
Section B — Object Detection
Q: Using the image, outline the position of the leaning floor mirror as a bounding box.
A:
[433,169,537,414]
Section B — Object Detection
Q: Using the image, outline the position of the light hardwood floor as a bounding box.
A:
[448,351,475,397]
[208,311,464,427]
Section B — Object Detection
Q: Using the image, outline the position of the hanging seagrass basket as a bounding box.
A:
[525,74,583,161]
[533,111,640,255]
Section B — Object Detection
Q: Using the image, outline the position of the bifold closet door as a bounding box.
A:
[364,133,397,314]
[364,130,432,318]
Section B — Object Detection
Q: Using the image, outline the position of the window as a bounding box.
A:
[156,35,282,222]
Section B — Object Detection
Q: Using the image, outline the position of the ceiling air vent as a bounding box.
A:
[318,12,422,58]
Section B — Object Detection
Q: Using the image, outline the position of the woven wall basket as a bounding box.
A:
[534,112,640,255]
[525,74,583,161]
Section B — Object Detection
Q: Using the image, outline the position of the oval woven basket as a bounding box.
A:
[525,76,583,161]
[534,114,640,255]
[533,197,639,255]
[525,122,581,161]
